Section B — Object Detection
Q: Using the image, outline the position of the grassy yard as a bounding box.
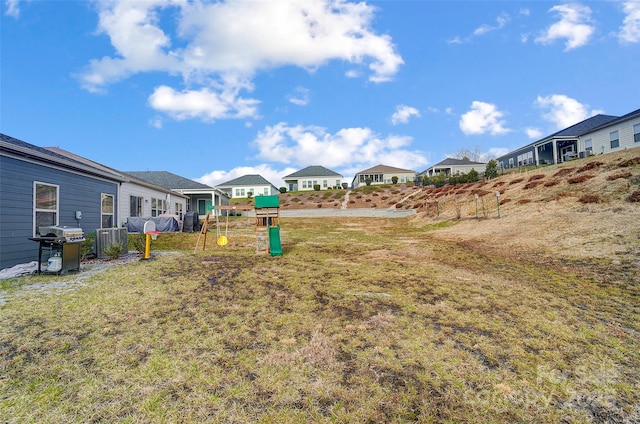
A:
[1,217,638,423]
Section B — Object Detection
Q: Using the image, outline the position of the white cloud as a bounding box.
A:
[197,164,295,189]
[619,1,640,43]
[287,87,310,106]
[5,0,20,17]
[149,116,163,129]
[391,105,421,125]
[535,3,595,51]
[251,122,428,173]
[535,94,602,129]
[525,127,543,140]
[148,85,260,121]
[473,14,509,36]
[79,0,403,120]
[459,101,511,136]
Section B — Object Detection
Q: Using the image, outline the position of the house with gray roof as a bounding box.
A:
[46,148,188,224]
[351,164,417,189]
[216,174,279,198]
[496,114,620,169]
[283,166,343,192]
[576,108,640,157]
[419,158,486,178]
[127,171,229,216]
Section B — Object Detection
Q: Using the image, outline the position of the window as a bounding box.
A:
[302,181,307,189]
[610,130,619,149]
[130,196,143,217]
[336,179,341,187]
[34,182,58,234]
[235,188,245,197]
[323,180,327,188]
[151,197,166,217]
[263,187,269,195]
[508,158,514,168]
[517,151,533,166]
[175,202,183,220]
[584,139,592,153]
[634,124,640,143]
[101,193,114,228]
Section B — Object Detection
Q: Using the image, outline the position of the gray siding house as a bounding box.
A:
[0,134,122,270]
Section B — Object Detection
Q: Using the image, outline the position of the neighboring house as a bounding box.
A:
[216,174,279,198]
[496,114,620,169]
[419,158,487,178]
[0,133,122,270]
[283,166,343,192]
[127,171,229,216]
[577,108,640,157]
[45,148,188,225]
[351,164,417,189]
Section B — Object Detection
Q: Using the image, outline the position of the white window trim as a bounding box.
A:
[101,193,115,228]
[33,181,59,236]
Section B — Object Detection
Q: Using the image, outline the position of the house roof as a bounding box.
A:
[356,164,416,174]
[284,165,343,179]
[581,108,640,134]
[217,174,276,188]
[551,114,619,138]
[126,171,213,190]
[45,147,187,198]
[1,133,124,182]
[431,158,486,167]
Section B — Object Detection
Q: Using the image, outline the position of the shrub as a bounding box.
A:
[607,172,632,181]
[628,190,640,202]
[365,178,372,186]
[104,241,126,260]
[577,161,604,173]
[579,194,601,203]
[484,159,499,179]
[129,233,146,254]
[567,174,595,184]
[524,181,544,189]
[81,232,96,260]
[279,187,287,193]
[391,176,398,184]
[619,157,640,167]
[313,184,321,191]
[553,168,576,177]
[290,197,300,203]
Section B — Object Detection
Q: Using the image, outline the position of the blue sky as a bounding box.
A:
[2,1,639,188]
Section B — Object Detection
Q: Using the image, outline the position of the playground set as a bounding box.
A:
[194,195,282,256]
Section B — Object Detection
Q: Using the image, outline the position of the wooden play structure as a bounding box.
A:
[194,205,253,252]
[254,195,282,256]
[193,197,282,256]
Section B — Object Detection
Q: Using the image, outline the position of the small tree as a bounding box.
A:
[468,168,480,182]
[391,176,398,184]
[247,192,254,198]
[279,187,287,193]
[365,178,372,186]
[484,159,499,179]
[313,184,321,191]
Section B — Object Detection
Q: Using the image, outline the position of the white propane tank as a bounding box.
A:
[47,252,62,272]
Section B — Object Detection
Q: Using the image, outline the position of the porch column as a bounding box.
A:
[552,141,558,164]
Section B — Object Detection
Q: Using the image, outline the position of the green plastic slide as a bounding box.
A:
[268,225,282,256]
